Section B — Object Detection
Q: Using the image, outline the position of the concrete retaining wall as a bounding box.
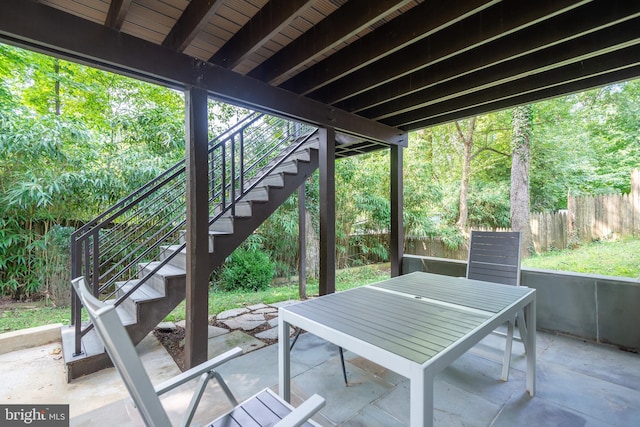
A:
[402,254,640,352]
[0,323,62,355]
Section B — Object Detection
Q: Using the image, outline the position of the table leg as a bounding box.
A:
[410,367,434,427]
[278,315,291,402]
[524,297,536,396]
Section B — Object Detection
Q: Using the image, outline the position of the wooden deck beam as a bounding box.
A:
[184,87,210,369]
[319,128,336,295]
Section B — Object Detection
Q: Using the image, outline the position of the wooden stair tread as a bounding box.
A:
[142,261,186,277]
[116,280,163,302]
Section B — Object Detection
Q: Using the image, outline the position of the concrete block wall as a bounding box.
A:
[402,254,640,352]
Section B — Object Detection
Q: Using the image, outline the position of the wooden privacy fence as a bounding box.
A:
[567,171,640,243]
[350,170,640,260]
[530,211,569,252]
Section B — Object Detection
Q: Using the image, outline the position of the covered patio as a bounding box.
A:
[2,316,639,426]
[1,0,639,425]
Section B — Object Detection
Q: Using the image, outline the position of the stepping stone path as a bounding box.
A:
[155,300,305,360]
[213,300,300,342]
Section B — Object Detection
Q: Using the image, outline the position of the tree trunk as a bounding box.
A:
[510,105,534,257]
[456,118,477,231]
[304,208,320,280]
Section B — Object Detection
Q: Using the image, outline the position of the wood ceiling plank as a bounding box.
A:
[217,3,254,25]
[162,0,225,52]
[183,44,214,61]
[136,0,185,19]
[120,21,165,44]
[247,0,413,85]
[128,2,176,32]
[42,0,108,24]
[206,16,238,36]
[210,0,314,69]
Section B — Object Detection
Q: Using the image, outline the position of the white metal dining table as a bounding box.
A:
[278,271,536,427]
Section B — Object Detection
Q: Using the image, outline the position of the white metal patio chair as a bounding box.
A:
[466,230,525,381]
[72,276,324,427]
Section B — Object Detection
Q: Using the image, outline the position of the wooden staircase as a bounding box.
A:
[62,131,319,381]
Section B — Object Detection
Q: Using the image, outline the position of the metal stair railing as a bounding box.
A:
[70,110,317,356]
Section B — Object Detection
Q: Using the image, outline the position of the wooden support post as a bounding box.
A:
[298,183,307,299]
[319,127,336,295]
[184,86,209,369]
[390,141,405,277]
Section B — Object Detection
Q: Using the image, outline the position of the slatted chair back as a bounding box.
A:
[71,277,173,426]
[466,231,522,286]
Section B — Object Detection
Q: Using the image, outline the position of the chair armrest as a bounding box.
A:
[275,394,325,427]
[155,347,243,396]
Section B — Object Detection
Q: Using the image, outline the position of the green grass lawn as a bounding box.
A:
[522,237,640,278]
[2,238,639,334]
[0,263,390,333]
[0,302,70,333]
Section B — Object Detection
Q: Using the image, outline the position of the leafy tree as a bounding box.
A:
[0,43,188,298]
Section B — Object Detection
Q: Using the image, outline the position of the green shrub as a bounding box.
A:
[221,247,275,291]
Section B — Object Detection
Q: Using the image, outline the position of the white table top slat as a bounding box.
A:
[284,272,535,365]
[370,271,532,313]
[286,286,492,364]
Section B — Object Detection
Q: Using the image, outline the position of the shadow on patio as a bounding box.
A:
[1,325,639,426]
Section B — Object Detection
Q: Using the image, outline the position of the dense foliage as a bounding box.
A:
[0,44,229,299]
[220,246,275,292]
[1,41,639,299]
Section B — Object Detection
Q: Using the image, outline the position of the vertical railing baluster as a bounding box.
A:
[221,142,227,211]
[214,145,216,201]
[83,237,90,290]
[231,134,236,217]
[72,233,82,356]
[70,234,79,325]
[240,130,245,195]
[92,230,99,297]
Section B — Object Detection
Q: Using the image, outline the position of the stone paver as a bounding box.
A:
[254,328,279,340]
[255,326,295,340]
[156,322,176,331]
[207,330,265,357]
[222,313,267,331]
[216,307,249,320]
[205,301,301,350]
[208,325,229,338]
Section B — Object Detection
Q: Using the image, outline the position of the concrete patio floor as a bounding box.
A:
[1,326,639,426]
